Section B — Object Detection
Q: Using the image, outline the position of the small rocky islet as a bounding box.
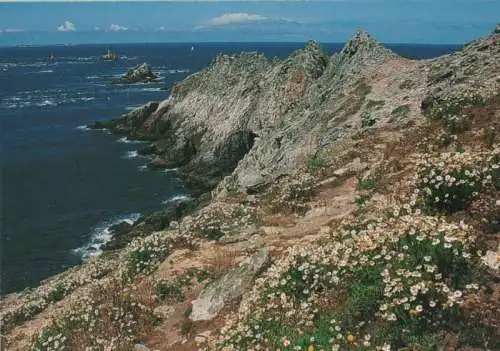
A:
[112,62,160,84]
[2,26,500,350]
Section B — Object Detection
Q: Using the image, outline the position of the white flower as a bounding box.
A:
[381,343,391,351]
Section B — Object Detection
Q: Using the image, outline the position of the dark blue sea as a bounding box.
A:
[0,42,460,294]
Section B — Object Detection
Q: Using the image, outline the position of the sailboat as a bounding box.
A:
[101,48,118,61]
[49,52,55,61]
[190,46,195,52]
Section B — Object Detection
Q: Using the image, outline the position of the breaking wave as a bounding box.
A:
[161,194,191,205]
[72,213,140,260]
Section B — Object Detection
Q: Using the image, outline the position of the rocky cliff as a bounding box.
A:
[97,30,498,197]
[3,27,500,351]
[93,32,399,191]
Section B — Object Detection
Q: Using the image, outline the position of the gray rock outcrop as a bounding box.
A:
[89,101,159,134]
[113,63,159,84]
[189,249,269,321]
[95,29,499,193]
[133,344,150,351]
[97,32,395,190]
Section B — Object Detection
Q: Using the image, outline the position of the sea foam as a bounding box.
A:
[123,150,139,159]
[72,213,140,260]
[162,194,191,205]
[76,125,91,131]
[117,137,144,144]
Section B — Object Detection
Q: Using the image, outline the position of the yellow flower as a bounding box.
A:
[346,334,356,343]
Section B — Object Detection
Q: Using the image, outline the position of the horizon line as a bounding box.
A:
[0,40,465,49]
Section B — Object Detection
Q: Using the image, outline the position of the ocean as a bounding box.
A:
[0,42,460,295]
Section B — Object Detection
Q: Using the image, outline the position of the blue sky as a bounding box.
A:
[0,1,498,46]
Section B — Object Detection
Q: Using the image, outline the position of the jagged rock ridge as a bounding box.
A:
[94,31,397,190]
[93,29,499,196]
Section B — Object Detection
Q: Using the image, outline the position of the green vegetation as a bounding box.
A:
[355,194,371,209]
[391,104,411,120]
[399,79,415,89]
[357,174,379,190]
[200,226,225,241]
[366,99,386,109]
[156,269,212,303]
[361,112,377,128]
[421,92,485,133]
[47,284,66,303]
[125,234,172,280]
[221,226,495,350]
[180,320,194,336]
[219,147,500,350]
[307,153,326,170]
[418,163,494,214]
[265,175,317,215]
[422,94,485,120]
[127,249,156,279]
[31,280,157,350]
[156,279,185,302]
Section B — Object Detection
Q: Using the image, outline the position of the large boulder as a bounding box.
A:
[189,249,269,321]
[113,63,159,84]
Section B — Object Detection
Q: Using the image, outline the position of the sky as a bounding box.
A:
[0,0,499,46]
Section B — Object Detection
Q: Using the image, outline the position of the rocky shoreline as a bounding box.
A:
[2,26,500,351]
[102,191,211,252]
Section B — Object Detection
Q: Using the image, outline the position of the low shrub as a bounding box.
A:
[265,175,317,215]
[366,100,386,109]
[307,153,325,170]
[391,104,411,120]
[421,92,485,133]
[125,233,173,280]
[200,226,225,241]
[361,112,377,128]
[417,160,496,214]
[357,174,379,190]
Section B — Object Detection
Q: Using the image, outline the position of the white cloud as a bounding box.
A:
[209,13,268,26]
[195,12,305,30]
[108,24,128,32]
[57,20,76,32]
